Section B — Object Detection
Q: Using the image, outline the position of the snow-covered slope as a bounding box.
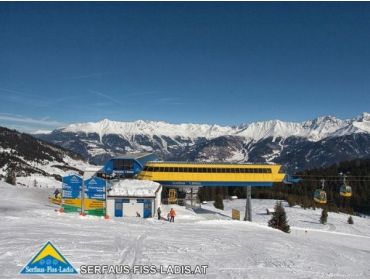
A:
[203,198,370,237]
[331,112,370,137]
[1,182,370,278]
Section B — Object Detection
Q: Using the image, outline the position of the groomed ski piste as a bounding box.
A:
[1,181,370,279]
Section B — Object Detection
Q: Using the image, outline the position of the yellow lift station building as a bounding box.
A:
[138,162,285,187]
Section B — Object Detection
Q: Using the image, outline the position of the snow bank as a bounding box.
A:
[108,179,160,197]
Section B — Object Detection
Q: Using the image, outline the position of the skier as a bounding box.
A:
[157,207,161,220]
[170,208,176,223]
[54,189,60,199]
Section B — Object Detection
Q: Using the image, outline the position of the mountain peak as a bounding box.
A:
[99,118,112,124]
[356,112,370,121]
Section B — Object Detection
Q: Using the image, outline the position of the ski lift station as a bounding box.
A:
[58,152,288,220]
[98,153,158,179]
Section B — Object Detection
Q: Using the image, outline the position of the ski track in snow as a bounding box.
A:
[0,183,370,278]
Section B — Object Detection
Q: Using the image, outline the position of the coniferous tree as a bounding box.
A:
[320,208,328,224]
[268,201,290,233]
[213,193,224,210]
[286,196,296,207]
[5,165,16,185]
[348,216,354,224]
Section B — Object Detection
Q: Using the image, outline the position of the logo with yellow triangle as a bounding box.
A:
[20,241,77,274]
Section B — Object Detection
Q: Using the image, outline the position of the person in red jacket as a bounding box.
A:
[169,208,176,223]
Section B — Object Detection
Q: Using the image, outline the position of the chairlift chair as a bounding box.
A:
[314,179,327,204]
[314,189,327,204]
[339,174,352,198]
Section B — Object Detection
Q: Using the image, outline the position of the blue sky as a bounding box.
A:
[1,2,370,132]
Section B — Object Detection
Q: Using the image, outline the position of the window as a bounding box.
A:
[159,167,165,172]
[147,167,153,172]
[184,168,189,172]
[153,167,160,172]
[235,168,240,173]
[143,166,148,171]
[113,159,123,170]
[174,167,179,172]
[179,167,184,172]
[114,159,134,171]
[164,167,169,172]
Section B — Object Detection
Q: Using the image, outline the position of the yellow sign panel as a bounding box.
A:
[168,189,177,204]
[84,199,104,210]
[63,198,81,208]
[232,209,240,220]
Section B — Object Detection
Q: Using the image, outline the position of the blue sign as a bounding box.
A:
[62,175,82,199]
[84,177,106,200]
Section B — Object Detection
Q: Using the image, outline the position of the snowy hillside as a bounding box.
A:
[203,199,370,237]
[0,126,93,188]
[1,181,369,278]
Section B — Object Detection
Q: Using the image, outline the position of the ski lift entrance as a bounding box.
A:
[314,179,327,204]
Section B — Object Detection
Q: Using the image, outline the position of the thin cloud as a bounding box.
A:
[156,97,186,106]
[0,87,52,107]
[88,89,123,105]
[124,90,159,98]
[61,72,109,80]
[0,113,65,127]
[0,87,40,98]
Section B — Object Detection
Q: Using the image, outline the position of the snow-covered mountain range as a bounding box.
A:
[36,113,370,171]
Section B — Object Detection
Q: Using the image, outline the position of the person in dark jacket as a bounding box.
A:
[157,207,162,220]
[54,189,60,199]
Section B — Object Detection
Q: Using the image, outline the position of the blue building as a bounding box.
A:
[99,153,159,179]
